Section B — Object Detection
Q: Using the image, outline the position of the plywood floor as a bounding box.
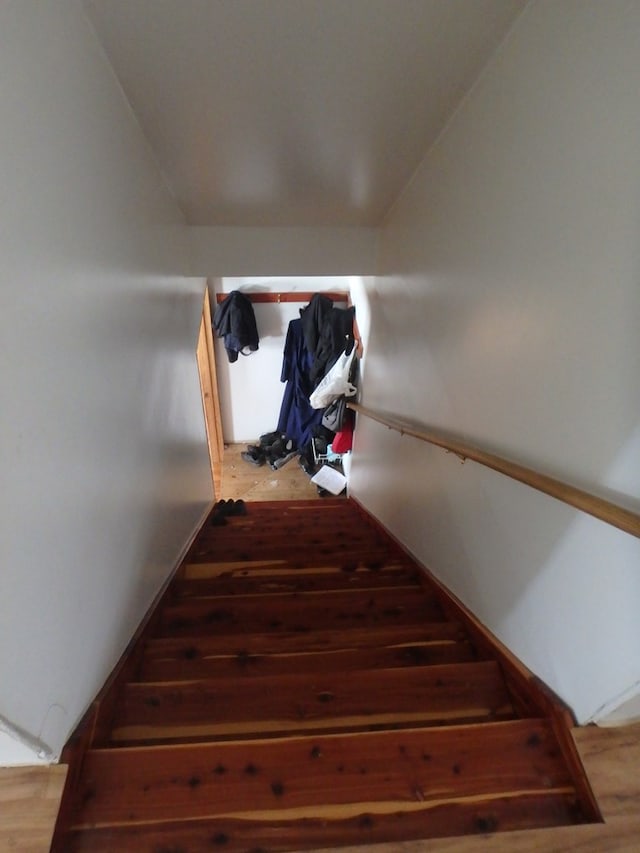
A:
[219,442,324,502]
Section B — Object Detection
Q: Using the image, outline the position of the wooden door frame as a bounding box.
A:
[196,284,224,497]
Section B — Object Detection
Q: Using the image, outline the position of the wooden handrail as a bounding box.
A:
[348,402,640,540]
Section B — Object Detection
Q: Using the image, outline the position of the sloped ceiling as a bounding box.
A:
[83,0,526,226]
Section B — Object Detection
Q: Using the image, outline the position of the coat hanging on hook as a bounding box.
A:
[212,290,259,363]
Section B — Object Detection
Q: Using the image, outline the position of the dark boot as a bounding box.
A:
[241,447,265,466]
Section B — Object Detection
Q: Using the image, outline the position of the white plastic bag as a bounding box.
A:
[309,347,357,409]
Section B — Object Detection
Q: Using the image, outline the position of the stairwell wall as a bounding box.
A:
[0,0,212,763]
[349,0,640,724]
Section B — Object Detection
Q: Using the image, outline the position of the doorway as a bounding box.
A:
[199,277,357,500]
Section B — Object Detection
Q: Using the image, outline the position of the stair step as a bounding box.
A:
[172,565,420,598]
[188,544,398,565]
[229,498,351,511]
[197,513,374,539]
[110,661,515,744]
[138,637,477,681]
[142,620,468,664]
[191,507,393,544]
[196,530,391,549]
[183,554,404,577]
[201,510,385,541]
[70,720,582,839]
[158,586,443,638]
[62,791,588,853]
[206,500,361,515]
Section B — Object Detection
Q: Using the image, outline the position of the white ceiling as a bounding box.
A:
[83,0,526,226]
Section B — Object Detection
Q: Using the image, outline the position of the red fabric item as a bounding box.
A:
[332,416,354,453]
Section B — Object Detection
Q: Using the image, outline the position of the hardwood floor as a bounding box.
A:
[218,442,324,501]
[0,764,67,853]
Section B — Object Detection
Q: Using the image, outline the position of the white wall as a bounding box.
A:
[0,1,212,763]
[350,0,640,724]
[213,278,349,441]
[190,227,378,277]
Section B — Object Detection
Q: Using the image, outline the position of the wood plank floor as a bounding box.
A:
[218,442,324,501]
[0,764,67,853]
[51,498,602,851]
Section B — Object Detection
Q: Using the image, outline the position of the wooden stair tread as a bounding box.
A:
[191,530,393,544]
[196,517,385,536]
[74,720,577,826]
[228,498,351,509]
[111,661,515,743]
[138,638,477,681]
[142,620,469,660]
[157,586,443,637]
[62,791,588,852]
[52,498,599,852]
[183,556,407,577]
[187,547,400,567]
[196,511,374,537]
[197,528,369,545]
[173,566,420,597]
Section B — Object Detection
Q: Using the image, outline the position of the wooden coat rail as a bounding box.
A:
[215,291,349,304]
[348,402,640,540]
[215,289,363,357]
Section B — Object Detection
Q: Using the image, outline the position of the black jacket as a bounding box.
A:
[300,294,356,386]
[300,293,333,356]
[213,291,259,363]
[309,305,356,386]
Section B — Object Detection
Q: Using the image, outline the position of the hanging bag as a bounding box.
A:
[322,395,347,432]
[309,347,357,409]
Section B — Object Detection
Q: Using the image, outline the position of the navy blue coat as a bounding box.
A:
[277,318,323,448]
[213,291,259,363]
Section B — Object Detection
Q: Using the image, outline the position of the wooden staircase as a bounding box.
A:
[52,498,599,851]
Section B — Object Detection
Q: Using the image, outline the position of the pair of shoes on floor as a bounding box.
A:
[240,432,287,467]
[210,499,247,525]
[270,449,298,470]
[258,429,282,448]
[241,432,297,470]
[241,447,265,466]
[298,455,317,477]
[218,499,246,515]
[267,437,297,469]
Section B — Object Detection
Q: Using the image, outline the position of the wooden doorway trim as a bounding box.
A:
[196,285,224,497]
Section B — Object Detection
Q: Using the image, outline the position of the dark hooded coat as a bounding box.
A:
[213,290,259,363]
